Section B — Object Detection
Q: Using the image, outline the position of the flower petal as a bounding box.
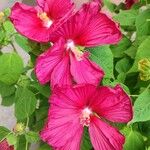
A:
[10,2,51,42]
[35,39,65,84]
[40,98,83,148]
[44,0,74,20]
[55,126,83,150]
[51,52,72,87]
[70,52,104,85]
[51,84,97,108]
[10,1,74,42]
[54,2,122,46]
[89,116,125,150]
[0,140,14,150]
[90,85,133,123]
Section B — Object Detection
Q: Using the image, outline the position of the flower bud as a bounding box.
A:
[138,58,150,81]
[0,12,4,22]
[14,123,25,134]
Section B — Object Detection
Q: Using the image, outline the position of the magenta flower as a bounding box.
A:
[0,140,14,150]
[40,84,133,150]
[35,2,122,87]
[10,0,74,42]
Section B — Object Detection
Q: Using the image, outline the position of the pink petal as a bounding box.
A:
[51,52,72,88]
[10,1,74,42]
[51,84,97,108]
[90,85,133,123]
[0,140,14,150]
[35,39,65,84]
[44,0,74,20]
[40,99,83,148]
[54,2,122,46]
[89,116,125,150]
[55,126,83,150]
[70,52,104,85]
[10,2,51,42]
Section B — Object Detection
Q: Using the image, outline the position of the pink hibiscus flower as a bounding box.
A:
[0,140,14,150]
[35,2,122,87]
[10,0,74,42]
[40,84,133,150]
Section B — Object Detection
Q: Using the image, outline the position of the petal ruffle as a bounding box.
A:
[40,98,83,148]
[90,85,133,123]
[54,2,122,46]
[10,2,74,42]
[70,52,104,85]
[44,0,74,20]
[35,39,65,84]
[89,116,125,150]
[51,84,97,108]
[10,2,52,42]
[51,52,72,88]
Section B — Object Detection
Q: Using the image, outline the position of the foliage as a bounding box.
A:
[0,1,150,149]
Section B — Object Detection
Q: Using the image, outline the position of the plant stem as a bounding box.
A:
[25,117,29,150]
[130,95,139,97]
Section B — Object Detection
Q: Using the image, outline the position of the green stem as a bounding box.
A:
[25,117,29,150]
[130,95,139,97]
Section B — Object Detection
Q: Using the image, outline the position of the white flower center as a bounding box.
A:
[66,39,84,61]
[80,107,92,127]
[38,12,53,28]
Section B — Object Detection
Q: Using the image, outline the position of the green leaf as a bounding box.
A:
[25,131,39,143]
[129,36,150,73]
[39,144,52,150]
[123,130,145,150]
[6,133,17,146]
[0,53,24,85]
[114,9,138,26]
[136,9,150,36]
[16,135,26,150]
[15,87,37,120]
[115,58,131,73]
[15,34,31,52]
[3,20,15,34]
[0,82,15,97]
[31,82,50,98]
[110,36,131,58]
[81,127,92,150]
[125,36,148,59]
[132,88,150,123]
[1,94,15,106]
[89,46,114,78]
[0,126,11,141]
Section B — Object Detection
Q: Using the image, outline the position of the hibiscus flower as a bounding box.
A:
[40,84,133,150]
[10,0,74,42]
[35,2,122,87]
[0,140,14,150]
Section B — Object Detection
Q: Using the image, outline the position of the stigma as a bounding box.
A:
[80,107,92,127]
[66,39,84,61]
[38,12,53,28]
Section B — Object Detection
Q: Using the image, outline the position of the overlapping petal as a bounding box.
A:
[40,95,83,148]
[54,2,122,46]
[51,52,72,87]
[89,116,125,150]
[90,85,133,123]
[10,0,74,42]
[35,39,65,84]
[70,52,104,85]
